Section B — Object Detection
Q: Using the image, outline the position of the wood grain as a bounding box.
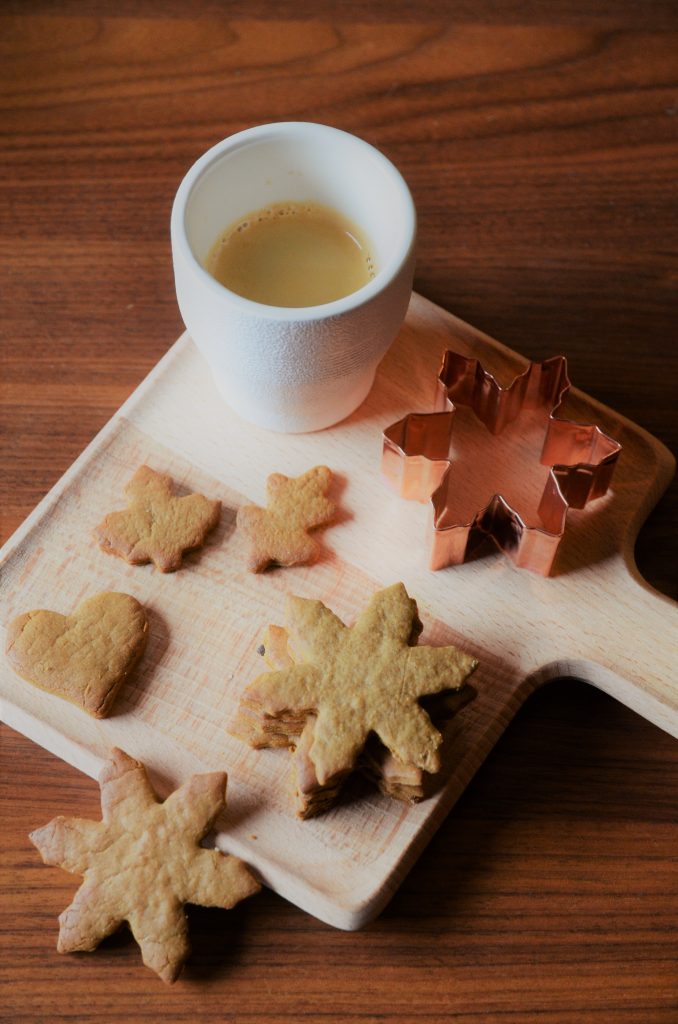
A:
[5,295,673,930]
[1,2,677,1020]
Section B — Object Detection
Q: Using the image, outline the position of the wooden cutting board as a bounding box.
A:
[1,292,676,930]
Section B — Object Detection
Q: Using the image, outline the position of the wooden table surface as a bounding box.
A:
[1,2,676,1021]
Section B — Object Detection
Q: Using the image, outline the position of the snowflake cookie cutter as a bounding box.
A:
[382,352,622,575]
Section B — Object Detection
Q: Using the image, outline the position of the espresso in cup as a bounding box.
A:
[171,122,416,432]
[204,200,375,307]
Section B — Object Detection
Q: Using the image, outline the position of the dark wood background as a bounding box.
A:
[1,3,676,1021]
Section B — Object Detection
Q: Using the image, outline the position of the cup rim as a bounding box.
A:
[170,121,417,322]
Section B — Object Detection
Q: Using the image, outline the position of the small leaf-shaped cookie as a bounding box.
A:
[236,465,335,572]
[30,748,260,983]
[95,465,220,572]
[5,592,148,718]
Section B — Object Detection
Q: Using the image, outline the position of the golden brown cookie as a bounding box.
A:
[236,465,335,572]
[29,747,260,984]
[95,465,220,572]
[5,592,148,718]
[236,617,476,818]
[236,583,478,790]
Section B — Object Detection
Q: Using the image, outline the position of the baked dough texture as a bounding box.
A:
[30,748,260,983]
[95,464,220,572]
[236,583,478,791]
[236,465,335,572]
[5,591,148,718]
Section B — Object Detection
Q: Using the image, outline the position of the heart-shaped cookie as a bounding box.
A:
[5,592,148,718]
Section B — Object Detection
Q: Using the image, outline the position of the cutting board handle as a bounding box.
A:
[570,565,678,738]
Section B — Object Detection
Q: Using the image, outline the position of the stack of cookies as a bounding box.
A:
[231,582,478,818]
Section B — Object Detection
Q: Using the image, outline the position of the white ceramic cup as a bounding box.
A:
[171,122,416,433]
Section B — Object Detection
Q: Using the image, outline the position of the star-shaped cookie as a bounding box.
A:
[239,583,478,786]
[95,465,221,572]
[246,623,476,818]
[29,748,260,983]
[236,466,335,572]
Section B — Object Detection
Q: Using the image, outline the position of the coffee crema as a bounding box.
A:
[204,201,375,307]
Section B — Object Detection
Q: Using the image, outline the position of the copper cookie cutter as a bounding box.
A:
[382,352,622,575]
